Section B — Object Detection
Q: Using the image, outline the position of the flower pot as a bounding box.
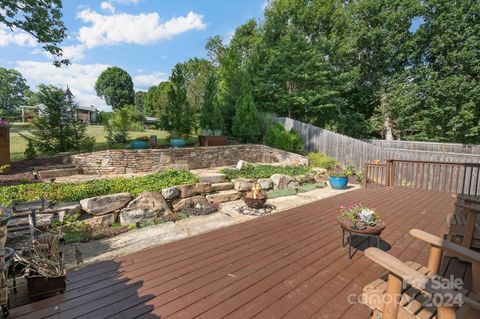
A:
[26,273,66,301]
[130,140,149,149]
[328,176,348,189]
[198,135,228,147]
[170,138,187,148]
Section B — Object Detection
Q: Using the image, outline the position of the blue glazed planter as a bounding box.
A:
[131,140,149,149]
[170,138,187,148]
[328,176,348,189]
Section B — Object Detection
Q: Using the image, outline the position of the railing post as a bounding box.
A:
[386,160,393,186]
[364,164,369,188]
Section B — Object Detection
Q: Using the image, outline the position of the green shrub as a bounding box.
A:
[264,123,304,153]
[24,140,37,160]
[79,136,96,152]
[0,169,198,206]
[307,153,337,170]
[221,164,311,180]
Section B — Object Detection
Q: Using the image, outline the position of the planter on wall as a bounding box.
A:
[328,176,348,189]
[198,135,228,147]
[130,140,150,149]
[0,127,10,173]
[170,138,187,148]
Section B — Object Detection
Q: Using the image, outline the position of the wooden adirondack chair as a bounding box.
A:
[447,196,480,250]
[361,229,480,319]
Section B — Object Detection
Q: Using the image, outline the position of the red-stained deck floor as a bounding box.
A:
[11,187,462,319]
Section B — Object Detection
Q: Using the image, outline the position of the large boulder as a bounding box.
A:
[172,195,209,212]
[84,213,117,228]
[80,193,131,216]
[270,174,299,189]
[161,186,180,200]
[257,178,273,190]
[177,183,213,198]
[233,178,255,192]
[119,192,171,224]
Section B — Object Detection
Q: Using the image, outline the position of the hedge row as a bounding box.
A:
[0,169,199,207]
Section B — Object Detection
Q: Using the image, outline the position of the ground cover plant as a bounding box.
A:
[221,164,312,180]
[307,153,337,170]
[267,182,327,199]
[0,169,198,206]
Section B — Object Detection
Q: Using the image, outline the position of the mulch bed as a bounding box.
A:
[0,156,66,187]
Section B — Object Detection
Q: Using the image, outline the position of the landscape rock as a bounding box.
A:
[233,178,255,191]
[198,173,227,184]
[84,213,117,228]
[312,167,328,174]
[161,187,180,200]
[257,178,273,190]
[120,192,172,224]
[271,174,299,189]
[80,193,132,216]
[236,160,248,170]
[211,182,234,192]
[314,172,327,183]
[177,183,213,198]
[172,195,209,212]
[45,202,81,222]
[206,190,242,203]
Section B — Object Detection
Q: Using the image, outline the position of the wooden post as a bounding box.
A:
[472,262,480,295]
[386,160,392,186]
[0,126,10,173]
[437,306,456,319]
[462,204,476,249]
[427,245,442,274]
[383,273,403,319]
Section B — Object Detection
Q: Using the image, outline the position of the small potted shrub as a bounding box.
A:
[243,184,267,209]
[169,132,188,148]
[328,165,355,190]
[338,204,385,233]
[131,136,150,149]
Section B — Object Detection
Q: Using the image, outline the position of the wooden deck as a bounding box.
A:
[10,187,464,319]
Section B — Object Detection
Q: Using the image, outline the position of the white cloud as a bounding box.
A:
[101,2,115,14]
[15,60,110,110]
[60,45,87,61]
[76,9,206,48]
[0,25,37,47]
[133,72,167,90]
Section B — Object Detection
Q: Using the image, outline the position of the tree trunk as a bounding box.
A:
[380,93,394,140]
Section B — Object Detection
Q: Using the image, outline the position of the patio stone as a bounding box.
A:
[80,192,132,216]
[177,183,213,198]
[211,182,234,191]
[206,190,242,203]
[120,192,172,224]
[233,178,255,191]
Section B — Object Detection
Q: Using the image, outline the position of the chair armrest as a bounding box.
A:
[455,203,480,213]
[409,229,480,264]
[364,248,480,311]
[458,195,480,205]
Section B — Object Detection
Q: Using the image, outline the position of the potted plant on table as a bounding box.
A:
[328,165,355,189]
[338,204,385,234]
[130,136,150,149]
[198,74,228,147]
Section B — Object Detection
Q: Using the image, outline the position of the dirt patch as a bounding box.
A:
[0,156,66,186]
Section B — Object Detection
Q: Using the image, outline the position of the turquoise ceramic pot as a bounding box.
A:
[131,140,149,149]
[328,176,348,189]
[170,138,187,148]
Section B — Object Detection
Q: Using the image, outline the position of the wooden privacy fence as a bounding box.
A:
[275,117,480,171]
[365,160,480,195]
[367,139,480,155]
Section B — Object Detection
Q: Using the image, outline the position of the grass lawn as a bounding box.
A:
[9,124,197,162]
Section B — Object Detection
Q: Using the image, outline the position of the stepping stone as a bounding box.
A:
[197,172,227,184]
[211,182,234,192]
[206,190,242,203]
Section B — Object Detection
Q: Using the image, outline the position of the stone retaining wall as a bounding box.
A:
[70,145,307,175]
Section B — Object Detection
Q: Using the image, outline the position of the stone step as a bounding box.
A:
[206,190,242,203]
[211,182,234,192]
[37,167,82,179]
[197,172,227,184]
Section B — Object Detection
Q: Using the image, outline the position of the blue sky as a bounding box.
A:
[0,0,265,110]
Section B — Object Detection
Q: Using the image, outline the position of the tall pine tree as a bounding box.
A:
[232,72,260,142]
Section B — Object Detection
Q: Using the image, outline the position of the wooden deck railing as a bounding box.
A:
[365,160,480,195]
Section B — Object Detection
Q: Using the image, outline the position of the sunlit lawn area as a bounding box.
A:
[9,124,197,162]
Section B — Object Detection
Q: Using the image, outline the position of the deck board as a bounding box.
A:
[11,187,463,319]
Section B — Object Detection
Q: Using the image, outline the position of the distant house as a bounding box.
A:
[20,87,97,124]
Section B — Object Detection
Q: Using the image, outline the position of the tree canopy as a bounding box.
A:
[95,67,135,110]
[0,67,30,111]
[0,0,68,66]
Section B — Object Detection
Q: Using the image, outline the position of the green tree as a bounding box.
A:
[144,81,171,118]
[134,91,146,112]
[0,68,30,111]
[200,74,224,134]
[24,85,87,152]
[95,67,135,110]
[1,0,68,66]
[164,64,194,137]
[232,72,260,142]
